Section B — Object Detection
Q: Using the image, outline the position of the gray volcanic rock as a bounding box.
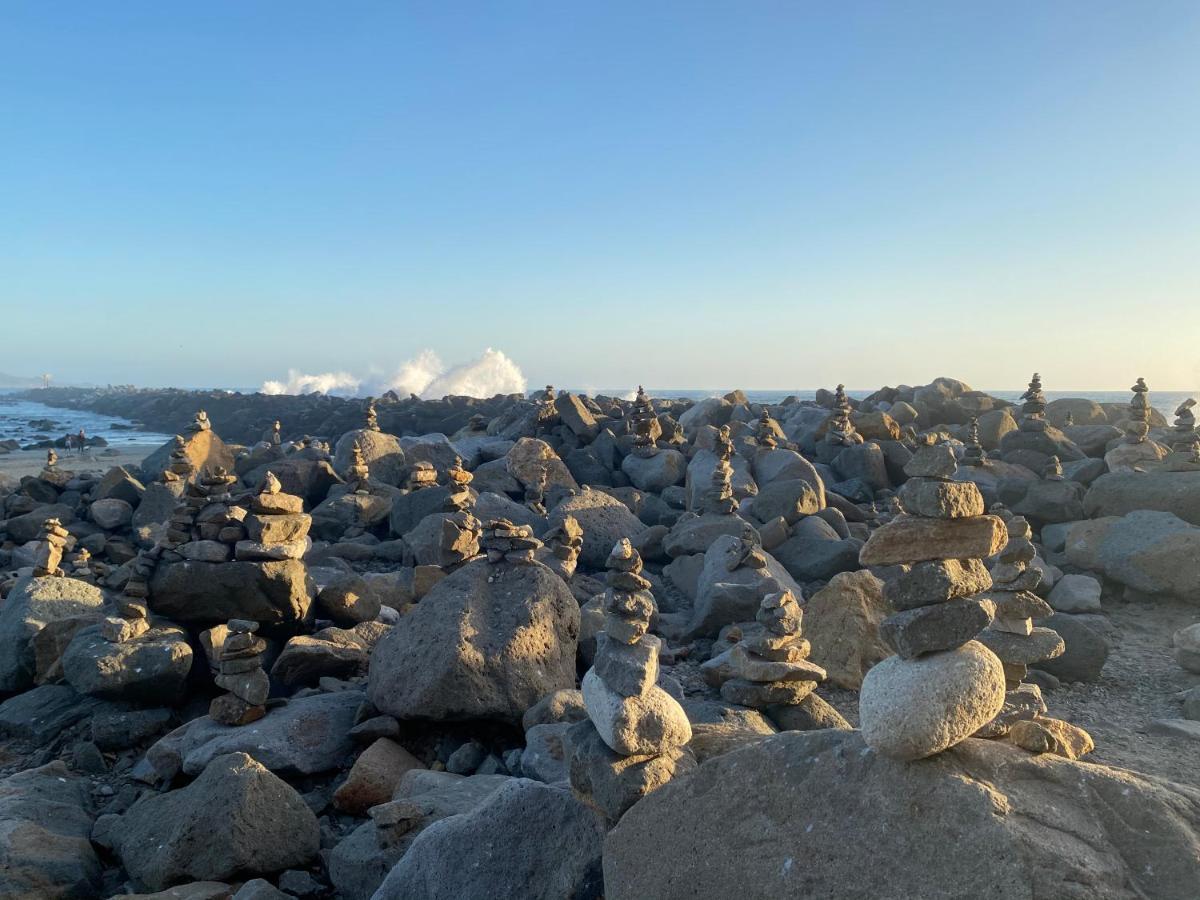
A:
[0,575,106,692]
[1065,511,1200,599]
[63,621,193,703]
[0,761,100,899]
[372,779,604,900]
[547,487,646,569]
[603,729,1200,900]
[149,559,314,625]
[367,558,579,722]
[146,690,362,779]
[1084,471,1200,526]
[333,428,406,486]
[115,752,318,891]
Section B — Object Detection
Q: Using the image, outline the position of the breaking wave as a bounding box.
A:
[260,348,526,399]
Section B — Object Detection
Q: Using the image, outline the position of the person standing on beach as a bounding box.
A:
[77,428,86,455]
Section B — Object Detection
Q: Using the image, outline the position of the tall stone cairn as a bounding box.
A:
[857,438,1008,760]
[1018,373,1047,432]
[720,586,826,709]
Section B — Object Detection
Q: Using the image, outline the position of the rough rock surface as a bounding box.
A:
[604,729,1200,900]
[0,575,106,692]
[149,559,314,625]
[367,558,579,722]
[115,752,319,891]
[803,570,891,690]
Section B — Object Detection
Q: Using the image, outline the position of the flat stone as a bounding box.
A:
[244,513,312,544]
[728,643,826,682]
[903,443,958,479]
[859,515,1007,567]
[879,598,995,659]
[884,558,993,611]
[1009,717,1094,759]
[720,677,817,708]
[897,478,985,519]
[333,737,426,816]
[977,626,1065,665]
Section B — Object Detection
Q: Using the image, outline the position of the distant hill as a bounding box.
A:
[0,372,43,389]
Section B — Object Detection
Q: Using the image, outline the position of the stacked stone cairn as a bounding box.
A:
[364,398,381,432]
[406,460,438,491]
[210,619,270,726]
[539,515,583,580]
[975,514,1064,689]
[721,585,826,709]
[238,473,310,561]
[826,384,862,446]
[568,539,692,820]
[1018,373,1047,432]
[756,407,777,449]
[1165,399,1200,471]
[630,386,661,454]
[347,444,371,493]
[32,517,70,577]
[703,456,738,516]
[524,468,548,515]
[189,409,212,433]
[431,457,481,568]
[162,435,194,483]
[481,519,542,566]
[1127,377,1151,440]
[1043,455,1064,480]
[857,439,1009,760]
[162,465,240,559]
[69,547,93,581]
[103,550,155,642]
[961,417,985,467]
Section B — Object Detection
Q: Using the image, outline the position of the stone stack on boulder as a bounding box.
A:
[480,518,542,564]
[975,514,1064,689]
[1164,399,1200,471]
[756,407,778,449]
[237,473,311,562]
[857,440,1008,760]
[567,539,693,821]
[163,435,195,483]
[346,443,371,492]
[406,460,438,491]
[32,516,69,577]
[720,587,826,710]
[630,386,661,454]
[825,384,864,451]
[443,456,474,512]
[960,417,985,467]
[1107,377,1168,472]
[1018,372,1047,432]
[210,619,270,725]
[1043,455,1063,480]
[364,397,381,432]
[539,515,583,580]
[189,409,212,433]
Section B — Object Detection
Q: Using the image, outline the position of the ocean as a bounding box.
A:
[0,392,173,448]
[0,387,1190,448]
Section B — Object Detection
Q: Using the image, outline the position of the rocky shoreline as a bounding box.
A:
[3,375,1200,899]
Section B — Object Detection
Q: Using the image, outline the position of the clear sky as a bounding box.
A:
[3,2,1198,393]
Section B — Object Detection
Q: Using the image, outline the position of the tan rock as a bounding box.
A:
[1009,717,1094,760]
[333,737,426,815]
[803,570,891,690]
[859,514,1007,566]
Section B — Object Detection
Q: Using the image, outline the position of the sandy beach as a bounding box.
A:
[0,444,153,480]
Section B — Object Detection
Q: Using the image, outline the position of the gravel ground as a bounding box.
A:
[666,593,1200,790]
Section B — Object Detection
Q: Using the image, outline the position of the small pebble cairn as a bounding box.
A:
[210,618,270,726]
[481,519,543,568]
[32,516,69,577]
[721,585,826,709]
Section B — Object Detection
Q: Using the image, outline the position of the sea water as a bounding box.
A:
[0,392,173,448]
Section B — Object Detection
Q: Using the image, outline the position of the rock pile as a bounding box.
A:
[1165,398,1200,471]
[32,516,69,577]
[406,460,438,491]
[858,439,1007,760]
[960,416,985,467]
[481,518,541,564]
[210,619,270,725]
[720,586,826,709]
[238,472,311,561]
[567,539,692,821]
[1018,372,1047,432]
[825,384,861,447]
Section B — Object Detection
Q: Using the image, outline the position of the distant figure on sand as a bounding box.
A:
[76,428,86,455]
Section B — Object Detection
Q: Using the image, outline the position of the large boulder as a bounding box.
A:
[621,450,687,492]
[141,429,236,482]
[146,690,362,779]
[62,621,193,703]
[603,729,1200,900]
[685,534,801,640]
[367,558,579,723]
[1064,511,1200,599]
[4,503,75,543]
[372,779,604,900]
[332,428,407,486]
[506,437,579,493]
[0,575,106,692]
[115,752,318,891]
[0,761,101,899]
[803,570,891,689]
[149,559,313,625]
[546,488,646,569]
[242,457,341,507]
[1084,471,1200,526]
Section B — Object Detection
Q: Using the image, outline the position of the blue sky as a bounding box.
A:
[2,2,1198,392]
